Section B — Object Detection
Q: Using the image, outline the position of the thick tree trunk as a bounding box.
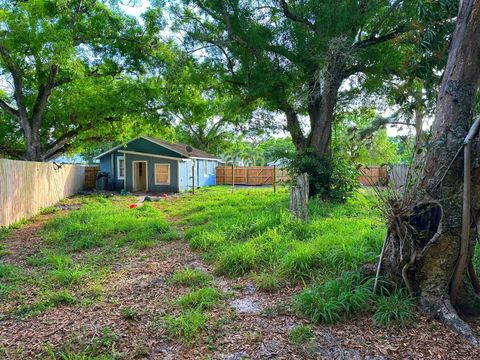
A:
[25,129,43,162]
[283,73,342,198]
[382,0,480,342]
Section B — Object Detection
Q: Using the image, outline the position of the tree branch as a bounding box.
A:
[0,98,19,119]
[283,105,306,150]
[219,1,260,57]
[31,64,58,129]
[353,25,409,49]
[277,0,315,30]
[0,43,29,124]
[41,123,94,161]
[0,144,23,159]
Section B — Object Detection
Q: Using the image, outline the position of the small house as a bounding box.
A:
[94,136,220,193]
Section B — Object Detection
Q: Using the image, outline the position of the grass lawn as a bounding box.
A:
[1,186,469,359]
[0,195,178,319]
[156,186,385,282]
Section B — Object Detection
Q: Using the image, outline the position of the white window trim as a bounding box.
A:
[117,156,125,180]
[155,163,171,185]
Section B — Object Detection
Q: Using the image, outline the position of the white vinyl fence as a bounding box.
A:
[0,159,86,227]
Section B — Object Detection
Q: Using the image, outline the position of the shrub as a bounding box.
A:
[288,148,359,201]
[373,289,416,327]
[289,325,314,345]
[294,272,373,324]
[177,287,222,310]
[164,310,206,344]
[170,268,213,287]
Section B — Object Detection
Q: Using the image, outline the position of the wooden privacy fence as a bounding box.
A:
[0,159,87,227]
[84,165,100,189]
[216,166,289,185]
[358,166,388,186]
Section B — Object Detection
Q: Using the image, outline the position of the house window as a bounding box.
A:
[155,163,170,185]
[117,156,125,179]
[204,162,209,177]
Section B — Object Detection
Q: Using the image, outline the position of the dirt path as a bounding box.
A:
[1,207,480,359]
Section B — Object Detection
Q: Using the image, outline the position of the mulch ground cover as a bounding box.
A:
[1,201,479,359]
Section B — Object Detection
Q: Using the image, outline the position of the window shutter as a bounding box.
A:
[155,164,170,184]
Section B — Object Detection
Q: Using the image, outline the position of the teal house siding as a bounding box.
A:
[123,138,181,158]
[124,153,179,193]
[95,136,219,193]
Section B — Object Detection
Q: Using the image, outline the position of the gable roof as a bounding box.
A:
[94,136,220,160]
[142,137,219,159]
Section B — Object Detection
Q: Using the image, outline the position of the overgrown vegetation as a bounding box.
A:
[294,272,374,324]
[177,287,222,310]
[373,289,416,327]
[158,186,384,284]
[0,195,177,317]
[294,272,416,326]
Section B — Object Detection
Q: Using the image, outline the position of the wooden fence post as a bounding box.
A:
[273,165,277,193]
[231,163,235,193]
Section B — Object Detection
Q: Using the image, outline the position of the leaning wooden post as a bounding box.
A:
[451,116,480,299]
[289,173,309,221]
[273,165,277,193]
[231,163,235,193]
[192,160,195,195]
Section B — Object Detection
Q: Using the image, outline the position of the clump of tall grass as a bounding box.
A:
[164,310,206,344]
[373,289,416,326]
[294,272,374,324]
[253,271,281,292]
[289,324,314,345]
[170,268,213,287]
[177,287,222,310]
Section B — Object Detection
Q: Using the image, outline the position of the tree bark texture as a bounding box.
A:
[382,0,480,342]
[289,172,309,221]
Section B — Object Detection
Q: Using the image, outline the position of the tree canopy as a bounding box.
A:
[0,0,167,161]
[169,0,456,196]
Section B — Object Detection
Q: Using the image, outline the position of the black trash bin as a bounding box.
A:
[96,171,109,191]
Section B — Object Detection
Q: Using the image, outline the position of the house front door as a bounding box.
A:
[133,161,147,192]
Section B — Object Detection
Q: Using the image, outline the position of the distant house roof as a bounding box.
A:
[93,136,220,160]
[142,137,219,159]
[267,158,290,167]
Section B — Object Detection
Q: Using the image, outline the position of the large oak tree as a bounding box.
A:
[382,0,480,342]
[0,0,163,161]
[173,0,454,196]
